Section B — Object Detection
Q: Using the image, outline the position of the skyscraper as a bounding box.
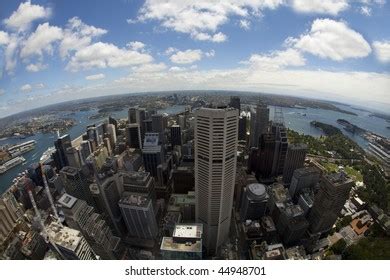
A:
[170,125,182,146]
[53,134,72,170]
[195,107,238,254]
[250,101,269,148]
[119,193,158,240]
[238,116,247,141]
[229,96,241,112]
[308,172,353,234]
[142,133,163,177]
[283,143,307,185]
[0,197,19,245]
[58,193,121,260]
[126,124,142,149]
[59,166,95,208]
[240,183,269,221]
[46,222,97,260]
[289,167,320,200]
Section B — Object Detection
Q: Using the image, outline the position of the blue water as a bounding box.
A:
[0,103,388,194]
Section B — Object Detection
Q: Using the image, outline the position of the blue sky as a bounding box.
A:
[0,0,389,117]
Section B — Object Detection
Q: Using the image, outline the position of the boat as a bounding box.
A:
[0,156,26,174]
[40,146,56,163]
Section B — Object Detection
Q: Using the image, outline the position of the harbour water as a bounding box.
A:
[0,103,388,194]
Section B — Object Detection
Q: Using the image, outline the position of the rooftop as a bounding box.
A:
[160,237,202,253]
[119,193,150,208]
[46,223,82,252]
[173,224,203,239]
[58,193,77,209]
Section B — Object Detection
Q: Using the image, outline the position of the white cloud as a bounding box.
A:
[372,41,390,63]
[127,41,146,51]
[135,0,283,42]
[289,19,371,61]
[59,17,107,58]
[0,89,5,95]
[165,47,178,55]
[239,19,251,30]
[66,42,153,71]
[244,48,306,70]
[20,84,32,92]
[26,62,47,72]
[290,0,349,15]
[3,1,52,32]
[205,50,215,57]
[20,23,63,58]
[85,73,105,80]
[170,49,203,64]
[360,6,372,16]
[0,31,10,45]
[4,35,19,73]
[35,83,45,89]
[132,63,167,73]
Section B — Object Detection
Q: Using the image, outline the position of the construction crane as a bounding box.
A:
[39,163,61,224]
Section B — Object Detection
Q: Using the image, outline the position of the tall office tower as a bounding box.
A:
[80,140,92,163]
[120,171,156,201]
[106,123,117,146]
[160,224,203,260]
[58,193,121,260]
[108,116,118,134]
[256,133,276,180]
[53,134,72,169]
[229,96,241,112]
[128,107,138,124]
[276,203,309,245]
[65,147,81,168]
[283,143,307,185]
[89,174,127,237]
[86,126,99,149]
[177,114,186,129]
[250,100,269,148]
[103,137,112,156]
[172,165,195,194]
[240,183,269,221]
[0,198,19,244]
[126,124,142,149]
[119,193,158,240]
[267,183,292,223]
[289,167,320,200]
[152,114,166,140]
[59,166,95,208]
[271,124,288,176]
[308,172,354,234]
[238,116,247,141]
[142,133,163,177]
[96,123,105,145]
[128,107,146,140]
[46,222,97,260]
[194,107,239,254]
[27,163,44,186]
[143,119,153,133]
[170,125,182,146]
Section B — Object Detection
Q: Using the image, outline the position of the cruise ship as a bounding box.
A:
[7,140,36,157]
[0,156,26,174]
[40,146,56,163]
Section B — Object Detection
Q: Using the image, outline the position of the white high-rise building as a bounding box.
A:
[195,107,238,254]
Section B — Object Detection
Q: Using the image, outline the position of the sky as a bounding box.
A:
[0,0,389,118]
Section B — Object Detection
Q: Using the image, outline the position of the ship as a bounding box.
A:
[0,156,26,174]
[7,140,36,157]
[40,146,56,163]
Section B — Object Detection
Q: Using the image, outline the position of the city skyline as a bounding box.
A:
[0,0,390,118]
